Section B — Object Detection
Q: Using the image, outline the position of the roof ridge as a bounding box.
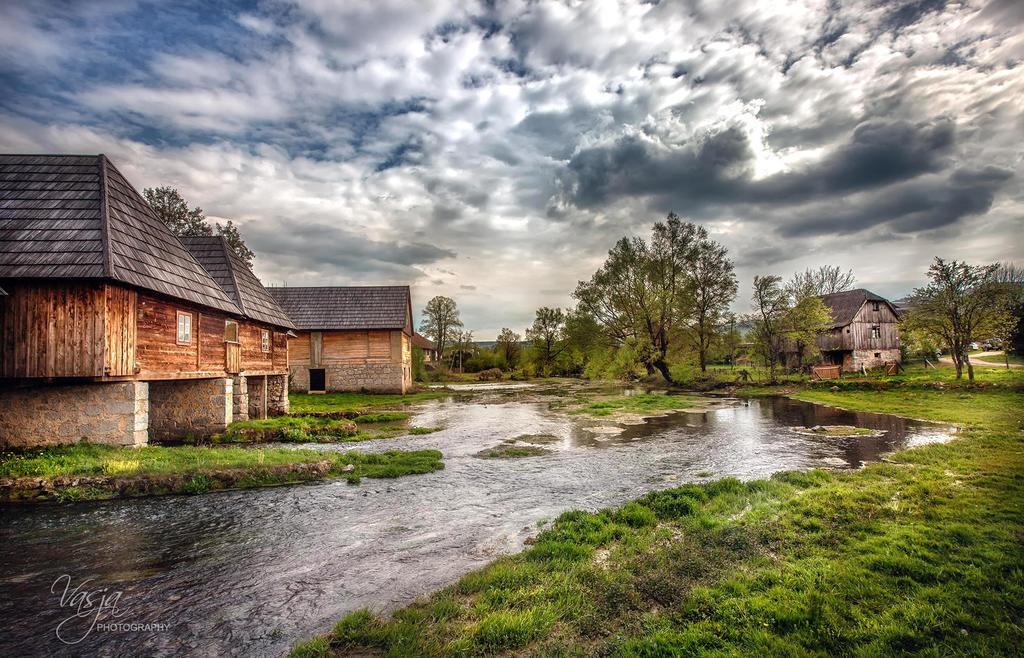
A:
[219,235,248,317]
[97,154,113,278]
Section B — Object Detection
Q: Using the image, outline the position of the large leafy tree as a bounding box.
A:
[495,328,522,370]
[788,265,856,299]
[687,237,738,372]
[904,258,1014,380]
[144,186,255,267]
[526,307,567,372]
[420,296,462,363]
[749,275,789,384]
[574,213,733,383]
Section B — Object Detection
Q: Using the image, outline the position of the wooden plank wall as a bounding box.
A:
[104,284,137,376]
[288,330,402,366]
[816,302,900,353]
[0,281,106,378]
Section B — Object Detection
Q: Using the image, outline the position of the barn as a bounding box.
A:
[268,286,413,394]
[0,154,295,447]
[816,289,901,372]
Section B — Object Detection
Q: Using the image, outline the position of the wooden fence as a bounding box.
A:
[811,364,842,380]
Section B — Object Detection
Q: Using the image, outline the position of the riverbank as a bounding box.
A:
[291,384,1024,657]
[0,444,443,503]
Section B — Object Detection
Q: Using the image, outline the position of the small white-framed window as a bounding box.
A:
[176,311,193,345]
[224,319,239,343]
[261,330,271,353]
[871,325,881,339]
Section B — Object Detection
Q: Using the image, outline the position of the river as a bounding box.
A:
[0,391,953,657]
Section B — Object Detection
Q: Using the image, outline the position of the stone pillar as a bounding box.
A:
[232,375,249,423]
[247,375,268,420]
[0,381,149,448]
[149,378,233,442]
[267,374,289,416]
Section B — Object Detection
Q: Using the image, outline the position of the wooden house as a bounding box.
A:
[815,289,901,372]
[0,154,295,447]
[412,332,438,363]
[268,286,413,394]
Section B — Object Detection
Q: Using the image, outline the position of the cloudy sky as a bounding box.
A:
[1,0,1021,337]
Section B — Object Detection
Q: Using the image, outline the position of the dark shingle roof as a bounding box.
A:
[182,236,295,330]
[267,286,411,331]
[412,332,435,349]
[819,288,893,328]
[0,154,241,315]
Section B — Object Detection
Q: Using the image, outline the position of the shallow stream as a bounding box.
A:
[0,392,952,657]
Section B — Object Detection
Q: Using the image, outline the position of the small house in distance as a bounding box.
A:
[412,332,438,364]
[816,289,901,372]
[0,154,295,448]
[268,286,413,394]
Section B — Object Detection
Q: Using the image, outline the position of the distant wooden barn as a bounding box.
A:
[412,332,438,363]
[268,286,413,394]
[816,289,901,372]
[0,154,295,447]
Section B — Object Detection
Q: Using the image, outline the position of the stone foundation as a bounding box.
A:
[0,382,148,448]
[231,375,249,422]
[288,364,407,394]
[267,374,288,415]
[149,378,232,442]
[247,375,268,420]
[845,349,901,372]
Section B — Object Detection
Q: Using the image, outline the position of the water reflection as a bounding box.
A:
[0,397,951,658]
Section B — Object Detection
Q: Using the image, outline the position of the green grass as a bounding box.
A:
[476,444,552,459]
[289,390,452,415]
[350,412,411,424]
[214,416,357,443]
[792,425,879,437]
[577,393,709,417]
[291,385,1024,657]
[0,444,443,502]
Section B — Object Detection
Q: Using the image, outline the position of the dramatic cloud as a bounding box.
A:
[0,0,1021,336]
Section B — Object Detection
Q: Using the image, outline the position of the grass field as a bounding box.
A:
[291,382,1024,657]
[0,444,444,502]
[289,390,454,415]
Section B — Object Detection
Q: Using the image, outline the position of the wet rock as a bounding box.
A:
[341,464,355,472]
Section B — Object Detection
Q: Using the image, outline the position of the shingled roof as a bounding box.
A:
[0,154,241,315]
[267,286,411,331]
[819,288,895,328]
[181,236,295,331]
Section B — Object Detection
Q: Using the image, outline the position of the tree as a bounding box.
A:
[789,265,856,299]
[420,296,462,363]
[994,263,1024,358]
[574,213,730,383]
[143,186,255,267]
[904,258,1012,381]
[495,328,522,370]
[687,238,738,372]
[750,275,789,384]
[450,329,475,372]
[526,307,566,372]
[781,295,832,370]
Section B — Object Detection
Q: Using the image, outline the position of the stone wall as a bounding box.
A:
[0,382,149,448]
[267,374,288,415]
[247,375,268,419]
[231,375,249,422]
[844,349,901,372]
[288,363,406,394]
[149,378,232,442]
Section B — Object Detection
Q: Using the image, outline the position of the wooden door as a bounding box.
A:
[310,332,323,367]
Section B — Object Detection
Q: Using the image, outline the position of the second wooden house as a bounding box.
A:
[268,286,413,394]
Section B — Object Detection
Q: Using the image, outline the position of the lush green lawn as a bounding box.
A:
[0,443,443,502]
[289,390,454,415]
[213,414,437,444]
[292,385,1024,657]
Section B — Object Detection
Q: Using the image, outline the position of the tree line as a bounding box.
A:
[418,213,1022,385]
